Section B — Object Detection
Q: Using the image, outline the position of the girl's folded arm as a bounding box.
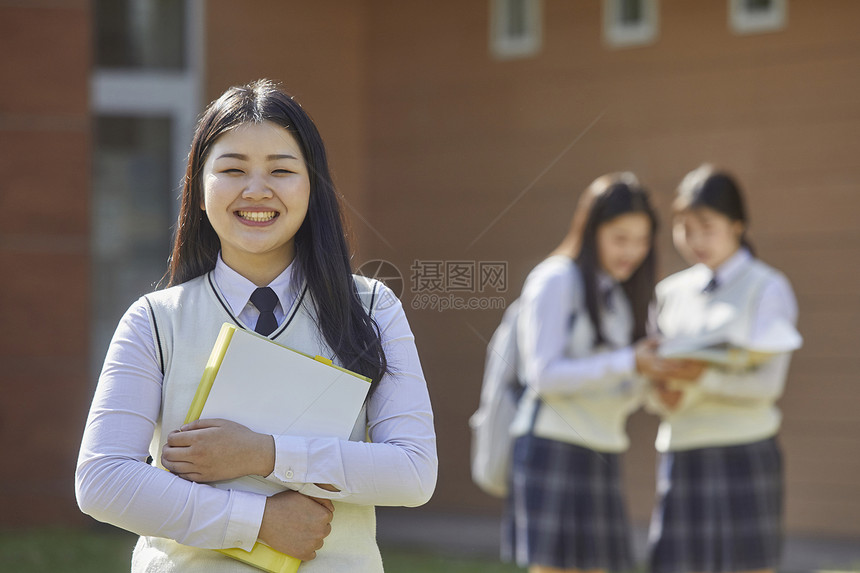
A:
[75,299,266,551]
[698,352,792,401]
[265,291,438,506]
[699,277,798,402]
[518,268,635,397]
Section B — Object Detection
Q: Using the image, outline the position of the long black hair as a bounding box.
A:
[163,79,387,386]
[557,173,658,344]
[674,164,755,255]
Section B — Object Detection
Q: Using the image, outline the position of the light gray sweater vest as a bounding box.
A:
[655,257,785,451]
[132,272,384,572]
[510,257,644,453]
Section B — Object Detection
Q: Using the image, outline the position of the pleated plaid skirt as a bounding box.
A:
[648,437,784,573]
[502,435,635,572]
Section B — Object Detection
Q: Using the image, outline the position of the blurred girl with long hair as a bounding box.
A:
[503,173,686,573]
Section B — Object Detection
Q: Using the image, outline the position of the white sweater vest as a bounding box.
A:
[655,257,784,451]
[133,272,384,572]
[510,258,643,453]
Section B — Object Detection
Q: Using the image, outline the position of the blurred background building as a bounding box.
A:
[2,0,858,563]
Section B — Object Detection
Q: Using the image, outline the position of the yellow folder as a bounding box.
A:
[183,323,372,573]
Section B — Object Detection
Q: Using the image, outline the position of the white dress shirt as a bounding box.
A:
[648,248,800,451]
[517,257,636,395]
[214,253,299,328]
[510,255,643,452]
[76,254,437,550]
[682,249,798,400]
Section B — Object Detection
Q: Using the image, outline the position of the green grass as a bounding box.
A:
[381,547,523,572]
[0,528,523,572]
[0,528,137,573]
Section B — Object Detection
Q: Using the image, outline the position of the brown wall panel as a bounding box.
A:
[0,130,90,236]
[0,252,91,357]
[0,1,92,527]
[360,0,860,535]
[0,360,91,526]
[205,0,371,257]
[0,5,90,115]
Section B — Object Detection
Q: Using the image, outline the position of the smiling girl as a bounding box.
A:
[647,165,800,573]
[502,173,687,573]
[75,80,437,572]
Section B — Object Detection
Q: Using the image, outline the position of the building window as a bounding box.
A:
[91,0,203,374]
[92,116,174,352]
[729,0,787,34]
[490,0,542,60]
[95,0,186,69]
[603,0,659,48]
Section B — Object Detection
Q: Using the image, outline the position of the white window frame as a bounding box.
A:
[91,0,204,216]
[603,0,659,48]
[489,0,542,60]
[729,0,787,35]
[90,0,204,376]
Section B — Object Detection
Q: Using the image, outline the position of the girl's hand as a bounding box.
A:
[635,339,676,379]
[258,491,334,561]
[635,339,708,382]
[665,359,708,383]
[162,419,275,482]
[652,379,684,411]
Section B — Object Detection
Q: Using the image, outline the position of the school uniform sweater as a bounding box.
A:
[76,260,437,573]
[652,250,799,452]
[510,256,644,453]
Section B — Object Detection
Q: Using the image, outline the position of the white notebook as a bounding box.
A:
[186,323,372,496]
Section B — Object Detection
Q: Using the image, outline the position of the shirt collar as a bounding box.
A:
[212,253,298,316]
[597,270,618,292]
[711,247,752,288]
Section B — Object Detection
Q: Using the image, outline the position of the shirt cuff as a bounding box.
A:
[223,489,267,551]
[297,483,348,500]
[270,435,309,484]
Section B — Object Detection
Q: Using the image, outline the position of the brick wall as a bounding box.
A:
[0,0,92,526]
